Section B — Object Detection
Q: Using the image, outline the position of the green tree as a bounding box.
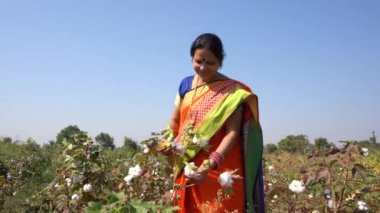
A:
[95,132,115,150]
[56,125,85,145]
[123,137,138,150]
[0,137,12,144]
[264,143,278,154]
[369,131,377,144]
[278,134,312,154]
[314,137,329,150]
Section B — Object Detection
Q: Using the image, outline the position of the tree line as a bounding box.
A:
[264,131,378,154]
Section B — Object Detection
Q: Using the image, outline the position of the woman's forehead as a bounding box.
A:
[193,49,217,60]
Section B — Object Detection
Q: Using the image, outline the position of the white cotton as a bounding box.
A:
[171,140,185,154]
[219,171,234,187]
[71,194,80,201]
[143,145,150,154]
[361,148,369,156]
[198,137,209,148]
[192,135,208,148]
[357,200,369,211]
[192,135,198,144]
[288,180,305,193]
[327,199,334,208]
[184,162,197,177]
[124,175,134,185]
[65,178,72,187]
[83,183,93,192]
[128,164,143,177]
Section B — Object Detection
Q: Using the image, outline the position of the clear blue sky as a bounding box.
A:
[1,1,379,146]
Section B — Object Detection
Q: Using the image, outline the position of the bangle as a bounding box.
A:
[209,151,224,170]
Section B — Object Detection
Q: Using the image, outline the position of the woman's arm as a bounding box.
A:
[187,106,243,183]
[169,105,180,137]
[214,106,243,157]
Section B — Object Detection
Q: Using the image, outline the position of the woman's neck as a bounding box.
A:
[196,73,226,86]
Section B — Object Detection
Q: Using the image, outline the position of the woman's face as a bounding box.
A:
[192,48,220,83]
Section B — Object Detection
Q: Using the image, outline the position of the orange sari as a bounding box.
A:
[172,79,264,213]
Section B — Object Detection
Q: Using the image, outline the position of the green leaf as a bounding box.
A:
[129,200,156,213]
[161,206,181,212]
[85,202,103,212]
[0,176,6,186]
[224,187,234,195]
[108,192,126,205]
[329,159,338,167]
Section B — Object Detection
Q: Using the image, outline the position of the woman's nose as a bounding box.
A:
[199,63,206,70]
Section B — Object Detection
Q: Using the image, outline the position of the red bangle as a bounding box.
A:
[209,151,224,169]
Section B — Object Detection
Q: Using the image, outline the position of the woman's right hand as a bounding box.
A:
[185,163,211,184]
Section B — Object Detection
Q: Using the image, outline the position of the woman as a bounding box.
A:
[165,33,264,212]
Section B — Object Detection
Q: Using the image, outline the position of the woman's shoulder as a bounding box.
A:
[235,80,253,93]
[213,74,255,94]
[179,75,194,85]
[178,75,194,98]
[223,76,253,94]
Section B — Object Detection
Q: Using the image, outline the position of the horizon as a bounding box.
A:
[1,1,379,146]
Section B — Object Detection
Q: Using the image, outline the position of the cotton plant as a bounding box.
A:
[155,124,209,153]
[152,123,212,189]
[180,124,210,151]
[171,140,185,155]
[192,135,209,149]
[27,132,116,211]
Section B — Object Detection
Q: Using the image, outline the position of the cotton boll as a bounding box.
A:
[143,144,150,154]
[83,183,93,192]
[327,199,334,208]
[219,171,234,187]
[65,178,72,187]
[124,175,134,185]
[128,164,143,177]
[184,163,197,177]
[71,194,80,201]
[288,180,305,193]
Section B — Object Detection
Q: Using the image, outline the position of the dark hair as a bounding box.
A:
[190,33,225,66]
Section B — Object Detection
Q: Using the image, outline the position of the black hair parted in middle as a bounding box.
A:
[190,33,226,66]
